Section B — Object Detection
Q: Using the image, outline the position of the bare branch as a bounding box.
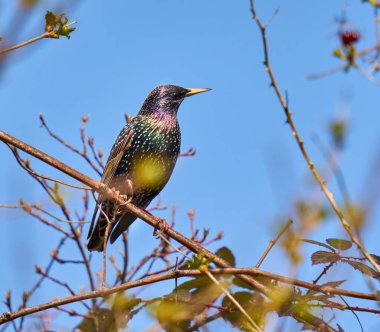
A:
[39,114,102,176]
[0,129,267,295]
[1,267,378,325]
[249,1,380,275]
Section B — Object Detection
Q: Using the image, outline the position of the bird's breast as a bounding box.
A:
[115,118,181,195]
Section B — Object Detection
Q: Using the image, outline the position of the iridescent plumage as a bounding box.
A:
[87,85,209,251]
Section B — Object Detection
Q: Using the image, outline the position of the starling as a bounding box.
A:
[87,85,210,251]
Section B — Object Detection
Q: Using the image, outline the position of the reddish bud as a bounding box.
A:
[340,30,360,46]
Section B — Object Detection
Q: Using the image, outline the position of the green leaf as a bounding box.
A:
[52,182,64,206]
[302,239,335,252]
[112,293,142,312]
[155,299,193,332]
[44,11,76,39]
[171,289,192,302]
[232,276,273,290]
[215,246,236,267]
[111,294,142,330]
[221,291,265,331]
[184,253,213,270]
[290,305,337,331]
[332,47,345,59]
[329,119,348,149]
[77,308,116,332]
[346,261,380,279]
[78,294,142,331]
[311,251,339,265]
[326,238,352,251]
[155,281,223,332]
[320,280,346,288]
[232,277,255,290]
[176,276,212,291]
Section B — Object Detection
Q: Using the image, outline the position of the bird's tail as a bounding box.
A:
[87,201,116,252]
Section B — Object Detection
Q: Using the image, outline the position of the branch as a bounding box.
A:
[0,129,342,330]
[256,219,292,268]
[0,202,89,224]
[0,267,377,325]
[0,33,49,55]
[249,1,380,275]
[6,143,90,190]
[0,21,76,55]
[39,114,102,176]
[0,129,267,295]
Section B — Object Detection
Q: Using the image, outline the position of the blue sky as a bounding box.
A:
[1,0,380,331]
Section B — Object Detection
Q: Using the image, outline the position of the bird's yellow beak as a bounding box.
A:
[185,88,211,97]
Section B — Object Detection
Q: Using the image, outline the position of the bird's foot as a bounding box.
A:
[153,218,169,236]
[119,194,132,206]
[110,187,121,200]
[110,187,131,206]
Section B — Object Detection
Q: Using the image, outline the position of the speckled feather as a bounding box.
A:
[87,85,191,252]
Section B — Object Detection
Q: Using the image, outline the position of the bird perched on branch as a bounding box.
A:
[87,85,210,251]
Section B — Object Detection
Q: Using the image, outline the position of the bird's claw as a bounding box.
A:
[110,187,121,199]
[119,194,132,206]
[153,218,169,236]
[110,187,131,206]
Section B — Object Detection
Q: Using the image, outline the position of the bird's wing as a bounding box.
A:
[88,122,135,239]
[100,127,134,188]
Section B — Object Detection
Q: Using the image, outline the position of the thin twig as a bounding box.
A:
[39,114,102,176]
[0,33,48,55]
[256,219,293,268]
[188,311,224,332]
[203,270,262,332]
[18,237,67,330]
[98,207,114,288]
[312,135,351,207]
[0,21,77,55]
[6,144,90,190]
[0,203,90,224]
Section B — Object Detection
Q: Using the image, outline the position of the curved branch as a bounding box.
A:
[0,267,378,324]
[0,129,267,296]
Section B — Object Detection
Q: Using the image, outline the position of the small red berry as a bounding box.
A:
[340,30,360,46]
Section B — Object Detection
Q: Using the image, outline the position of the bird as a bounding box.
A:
[87,84,210,251]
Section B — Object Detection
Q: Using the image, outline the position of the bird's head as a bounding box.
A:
[140,85,210,117]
